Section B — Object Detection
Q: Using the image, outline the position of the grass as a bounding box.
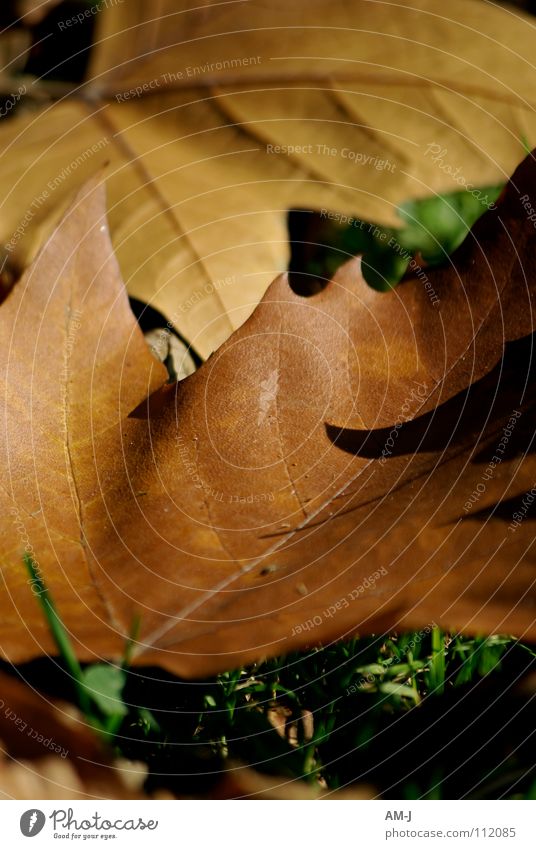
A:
[20,557,536,799]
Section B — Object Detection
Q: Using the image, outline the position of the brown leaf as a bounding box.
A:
[0,671,155,798]
[16,0,62,26]
[214,763,374,799]
[0,176,167,661]
[0,148,535,676]
[1,0,536,355]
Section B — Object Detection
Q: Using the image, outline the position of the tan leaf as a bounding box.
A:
[1,0,536,355]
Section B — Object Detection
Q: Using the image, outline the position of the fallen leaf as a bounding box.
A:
[16,0,63,26]
[0,671,155,799]
[215,762,374,799]
[0,175,167,663]
[1,147,536,676]
[1,0,536,355]
[144,327,197,381]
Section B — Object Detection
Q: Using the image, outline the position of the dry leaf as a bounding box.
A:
[0,671,153,799]
[0,176,167,663]
[144,327,197,381]
[1,146,535,676]
[215,763,374,799]
[1,0,536,355]
[16,1,63,26]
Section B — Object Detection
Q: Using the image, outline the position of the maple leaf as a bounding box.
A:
[1,0,536,357]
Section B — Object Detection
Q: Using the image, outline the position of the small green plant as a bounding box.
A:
[24,554,139,741]
[298,183,504,292]
[354,186,503,291]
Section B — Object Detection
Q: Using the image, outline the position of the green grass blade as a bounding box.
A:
[23,554,107,733]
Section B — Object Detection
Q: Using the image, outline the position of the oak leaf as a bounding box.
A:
[0,151,535,677]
